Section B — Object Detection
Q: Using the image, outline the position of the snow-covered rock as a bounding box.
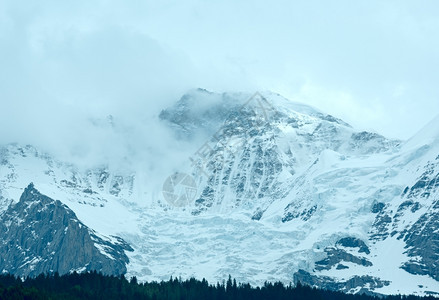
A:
[0,183,132,277]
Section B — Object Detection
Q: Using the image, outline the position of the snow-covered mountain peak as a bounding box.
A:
[0,89,438,296]
[162,90,402,220]
[161,89,398,155]
[159,89,354,139]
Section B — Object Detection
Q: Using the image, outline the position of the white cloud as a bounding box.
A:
[0,0,438,163]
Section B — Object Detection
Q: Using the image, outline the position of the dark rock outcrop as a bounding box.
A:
[336,237,370,254]
[293,269,390,294]
[400,208,439,281]
[315,248,372,271]
[0,183,133,277]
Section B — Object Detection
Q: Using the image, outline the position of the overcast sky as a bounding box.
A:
[1,0,438,158]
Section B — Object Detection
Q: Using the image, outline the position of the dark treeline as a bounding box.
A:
[0,271,436,300]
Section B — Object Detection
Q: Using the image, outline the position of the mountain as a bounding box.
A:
[0,183,132,277]
[160,91,400,218]
[0,89,438,296]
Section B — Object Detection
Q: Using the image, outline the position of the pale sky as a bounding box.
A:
[1,0,438,154]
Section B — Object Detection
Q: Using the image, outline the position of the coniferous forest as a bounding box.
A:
[0,272,437,300]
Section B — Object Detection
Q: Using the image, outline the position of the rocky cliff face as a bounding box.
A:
[161,91,400,219]
[0,183,132,277]
[375,153,439,282]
